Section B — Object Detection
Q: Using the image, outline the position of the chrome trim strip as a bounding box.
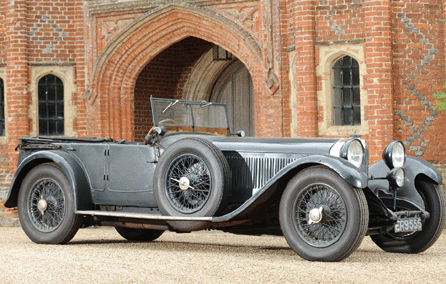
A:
[76,210,213,221]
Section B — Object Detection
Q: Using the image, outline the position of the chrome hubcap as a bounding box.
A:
[178,177,191,191]
[308,207,324,225]
[37,196,48,214]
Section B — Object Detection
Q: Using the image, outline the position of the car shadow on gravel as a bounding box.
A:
[68,238,296,256]
[56,238,441,263]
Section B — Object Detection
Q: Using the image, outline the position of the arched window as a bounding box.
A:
[0,78,4,136]
[38,74,64,136]
[333,56,360,126]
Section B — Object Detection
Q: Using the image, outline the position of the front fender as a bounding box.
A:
[214,155,367,222]
[368,156,442,209]
[290,155,368,189]
[4,150,93,211]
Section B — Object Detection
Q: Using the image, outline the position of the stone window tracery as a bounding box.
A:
[38,74,64,136]
[332,56,361,126]
[315,44,367,137]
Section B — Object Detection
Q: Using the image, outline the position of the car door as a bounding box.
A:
[105,144,158,207]
[72,144,107,191]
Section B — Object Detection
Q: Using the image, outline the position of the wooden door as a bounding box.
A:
[211,60,254,136]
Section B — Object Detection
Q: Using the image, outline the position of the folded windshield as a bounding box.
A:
[151,98,230,136]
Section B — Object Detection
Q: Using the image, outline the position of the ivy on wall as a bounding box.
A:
[434,82,446,112]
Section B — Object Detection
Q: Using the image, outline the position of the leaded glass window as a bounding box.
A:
[38,75,64,136]
[0,78,4,136]
[333,56,361,126]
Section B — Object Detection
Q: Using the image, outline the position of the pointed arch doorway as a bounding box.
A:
[88,4,266,141]
[210,60,254,136]
[132,38,255,141]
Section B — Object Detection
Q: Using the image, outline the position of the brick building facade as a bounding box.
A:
[1,0,446,225]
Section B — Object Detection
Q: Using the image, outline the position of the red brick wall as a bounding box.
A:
[2,0,86,162]
[315,0,366,42]
[73,0,87,138]
[392,0,446,163]
[26,0,78,62]
[288,0,445,164]
[364,0,395,162]
[0,4,5,62]
[289,1,318,137]
[26,0,88,136]
[1,0,30,225]
[0,0,86,224]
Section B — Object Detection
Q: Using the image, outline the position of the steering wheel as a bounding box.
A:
[158,119,177,125]
[144,119,177,145]
[144,127,155,145]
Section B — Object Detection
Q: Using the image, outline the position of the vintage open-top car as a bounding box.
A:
[5,98,445,262]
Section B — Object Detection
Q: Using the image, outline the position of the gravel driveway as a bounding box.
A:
[0,227,445,283]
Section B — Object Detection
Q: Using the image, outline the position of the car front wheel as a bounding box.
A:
[17,163,82,244]
[370,177,446,253]
[279,166,369,262]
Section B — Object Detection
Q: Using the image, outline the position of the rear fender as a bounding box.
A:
[4,150,93,211]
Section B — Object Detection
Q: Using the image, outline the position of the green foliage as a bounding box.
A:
[433,81,446,113]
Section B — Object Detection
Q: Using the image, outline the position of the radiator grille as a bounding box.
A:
[225,154,296,194]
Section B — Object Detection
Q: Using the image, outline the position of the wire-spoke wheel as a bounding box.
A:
[293,183,347,248]
[18,163,82,244]
[165,153,212,213]
[279,166,368,262]
[27,178,66,233]
[154,138,231,231]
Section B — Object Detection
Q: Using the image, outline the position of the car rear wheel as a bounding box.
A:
[370,177,446,253]
[279,166,369,262]
[153,138,231,231]
[115,227,164,241]
[17,163,82,244]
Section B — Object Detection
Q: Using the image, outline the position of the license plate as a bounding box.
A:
[394,217,422,233]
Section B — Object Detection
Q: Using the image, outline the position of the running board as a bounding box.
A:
[76,210,213,221]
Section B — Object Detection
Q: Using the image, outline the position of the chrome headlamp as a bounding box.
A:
[386,167,405,188]
[338,139,364,168]
[383,140,406,169]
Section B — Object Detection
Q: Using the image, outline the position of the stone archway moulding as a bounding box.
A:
[87,4,265,140]
[183,48,234,102]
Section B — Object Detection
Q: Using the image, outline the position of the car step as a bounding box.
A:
[76,210,213,221]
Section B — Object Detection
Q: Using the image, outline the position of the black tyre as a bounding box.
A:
[371,177,446,253]
[17,163,82,244]
[115,227,164,241]
[153,138,231,231]
[279,166,369,262]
